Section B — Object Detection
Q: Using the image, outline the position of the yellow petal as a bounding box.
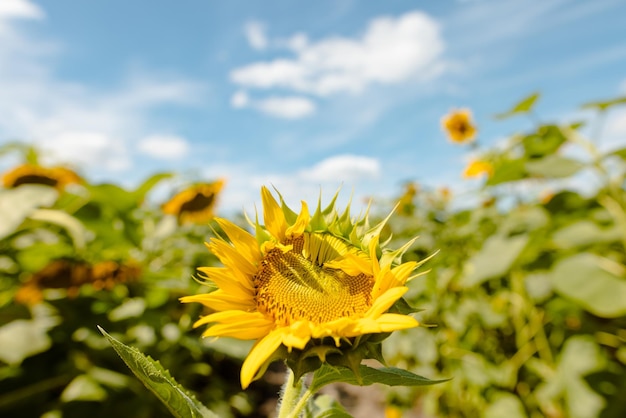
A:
[241,329,284,389]
[180,290,256,312]
[208,239,257,277]
[281,321,312,350]
[286,200,310,237]
[198,266,254,294]
[214,218,261,264]
[391,262,418,285]
[367,286,408,318]
[261,186,287,241]
[324,253,372,276]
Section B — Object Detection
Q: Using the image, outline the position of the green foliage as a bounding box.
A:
[1,92,625,417]
[309,364,448,393]
[99,327,218,418]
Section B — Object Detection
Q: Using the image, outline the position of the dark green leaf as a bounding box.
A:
[309,364,448,393]
[521,125,566,158]
[98,327,217,418]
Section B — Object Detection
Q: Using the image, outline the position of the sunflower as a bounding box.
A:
[162,180,225,224]
[2,163,82,190]
[463,160,494,178]
[182,187,428,388]
[441,108,477,144]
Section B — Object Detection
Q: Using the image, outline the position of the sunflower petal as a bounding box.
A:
[241,329,284,389]
[261,186,287,241]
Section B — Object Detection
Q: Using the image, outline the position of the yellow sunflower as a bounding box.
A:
[463,160,494,178]
[162,179,225,224]
[182,187,428,388]
[441,108,477,144]
[2,163,82,190]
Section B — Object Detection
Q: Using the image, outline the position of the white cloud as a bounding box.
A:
[255,96,316,119]
[0,0,43,20]
[137,135,190,160]
[230,90,250,108]
[0,10,205,174]
[300,154,380,181]
[244,20,268,50]
[38,131,131,172]
[230,11,445,96]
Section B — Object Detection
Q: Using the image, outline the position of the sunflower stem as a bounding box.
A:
[277,368,306,418]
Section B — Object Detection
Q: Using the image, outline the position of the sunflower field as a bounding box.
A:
[1,93,625,418]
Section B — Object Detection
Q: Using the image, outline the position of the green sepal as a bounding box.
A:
[390,297,424,315]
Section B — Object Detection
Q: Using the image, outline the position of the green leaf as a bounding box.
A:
[485,392,528,418]
[0,185,58,239]
[486,159,526,185]
[546,253,626,318]
[581,96,626,111]
[521,125,567,158]
[309,364,448,393]
[304,394,352,418]
[61,375,108,402]
[525,155,584,178]
[608,147,626,160]
[133,172,172,202]
[98,326,218,418]
[461,234,529,287]
[494,92,540,119]
[552,220,621,249]
[535,336,606,418]
[0,317,58,365]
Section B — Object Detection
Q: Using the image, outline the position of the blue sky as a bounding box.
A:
[1,0,625,213]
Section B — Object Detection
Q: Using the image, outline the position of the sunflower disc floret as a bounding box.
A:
[181,186,427,388]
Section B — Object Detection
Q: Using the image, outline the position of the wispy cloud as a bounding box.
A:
[0,5,206,174]
[230,10,445,119]
[230,91,316,119]
[137,135,191,161]
[244,20,268,51]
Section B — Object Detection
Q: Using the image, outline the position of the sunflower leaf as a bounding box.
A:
[309,364,448,393]
[98,326,217,418]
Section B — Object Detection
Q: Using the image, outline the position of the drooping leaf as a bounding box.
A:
[29,208,87,250]
[308,364,448,394]
[494,92,540,119]
[304,394,352,418]
[98,326,218,418]
[546,253,626,318]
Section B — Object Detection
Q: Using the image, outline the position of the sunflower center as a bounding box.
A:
[180,192,214,213]
[12,174,59,188]
[254,235,374,325]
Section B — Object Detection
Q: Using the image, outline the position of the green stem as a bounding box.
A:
[276,368,304,418]
[286,388,314,418]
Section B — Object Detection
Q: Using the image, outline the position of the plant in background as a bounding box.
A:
[162,179,226,224]
[441,108,477,144]
[2,163,82,190]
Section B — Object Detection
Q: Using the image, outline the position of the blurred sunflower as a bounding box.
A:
[182,186,427,388]
[463,160,494,178]
[397,182,419,216]
[162,180,225,224]
[441,108,477,144]
[2,163,82,190]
